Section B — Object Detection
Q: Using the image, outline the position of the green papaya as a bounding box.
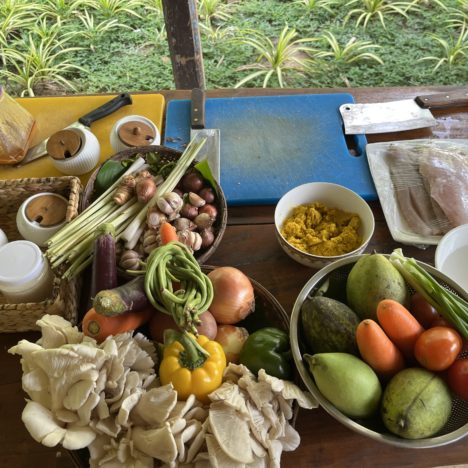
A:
[346,254,409,320]
[301,296,360,354]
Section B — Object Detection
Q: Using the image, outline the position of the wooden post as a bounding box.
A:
[162,0,205,90]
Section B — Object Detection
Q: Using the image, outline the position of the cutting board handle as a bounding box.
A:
[191,88,206,130]
[415,90,468,109]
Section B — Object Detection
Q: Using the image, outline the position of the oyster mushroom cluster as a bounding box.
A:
[9,316,316,467]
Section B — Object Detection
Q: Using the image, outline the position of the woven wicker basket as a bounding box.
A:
[68,267,297,467]
[80,145,227,266]
[0,176,82,332]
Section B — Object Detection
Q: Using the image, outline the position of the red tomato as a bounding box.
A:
[446,358,468,400]
[410,292,439,328]
[414,327,463,371]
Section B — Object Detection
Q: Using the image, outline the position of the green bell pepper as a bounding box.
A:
[239,327,292,380]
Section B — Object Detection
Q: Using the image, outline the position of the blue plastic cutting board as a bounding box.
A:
[164,94,376,205]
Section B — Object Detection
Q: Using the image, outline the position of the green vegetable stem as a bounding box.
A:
[239,327,292,380]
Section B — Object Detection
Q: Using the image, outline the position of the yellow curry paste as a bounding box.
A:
[281,202,362,256]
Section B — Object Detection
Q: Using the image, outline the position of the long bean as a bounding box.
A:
[144,241,213,333]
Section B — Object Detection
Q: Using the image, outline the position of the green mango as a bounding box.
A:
[304,352,382,419]
[381,368,452,439]
[346,254,409,320]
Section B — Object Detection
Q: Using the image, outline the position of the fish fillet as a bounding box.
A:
[419,147,468,227]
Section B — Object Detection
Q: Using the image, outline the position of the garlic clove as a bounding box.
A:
[188,192,206,208]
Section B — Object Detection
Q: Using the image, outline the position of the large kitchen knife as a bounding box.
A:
[190,88,220,182]
[339,90,468,134]
[19,92,133,165]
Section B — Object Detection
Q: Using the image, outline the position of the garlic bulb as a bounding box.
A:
[147,207,167,230]
[142,229,159,254]
[156,192,183,217]
[178,230,202,252]
[119,250,141,270]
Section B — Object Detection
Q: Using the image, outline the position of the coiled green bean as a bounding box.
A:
[144,241,213,333]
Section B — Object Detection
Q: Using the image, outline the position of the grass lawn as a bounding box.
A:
[1,0,467,96]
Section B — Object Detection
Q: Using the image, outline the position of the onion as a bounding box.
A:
[208,267,255,324]
[215,325,249,363]
[148,310,217,342]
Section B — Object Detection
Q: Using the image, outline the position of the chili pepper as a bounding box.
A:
[239,327,292,380]
[159,331,226,402]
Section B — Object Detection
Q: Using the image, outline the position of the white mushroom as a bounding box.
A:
[245,380,274,410]
[36,314,83,348]
[168,393,197,420]
[208,382,248,416]
[77,392,101,425]
[117,391,142,427]
[93,417,121,438]
[184,406,209,422]
[64,379,95,411]
[280,380,317,410]
[257,370,285,393]
[279,423,301,452]
[132,424,177,463]
[175,420,201,462]
[266,439,283,468]
[21,368,51,408]
[209,401,253,464]
[22,400,95,450]
[205,433,245,468]
[185,421,208,463]
[132,384,178,426]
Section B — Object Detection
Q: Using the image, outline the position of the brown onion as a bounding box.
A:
[208,267,255,324]
[215,325,249,363]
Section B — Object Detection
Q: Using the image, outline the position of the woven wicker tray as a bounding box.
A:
[0,176,82,332]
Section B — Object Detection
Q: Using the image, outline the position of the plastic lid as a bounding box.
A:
[0,240,44,287]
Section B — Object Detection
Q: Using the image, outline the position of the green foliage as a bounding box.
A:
[314,31,383,64]
[420,25,468,71]
[85,0,143,19]
[0,28,85,96]
[293,0,338,13]
[76,9,130,49]
[233,26,318,88]
[0,0,466,94]
[344,0,417,28]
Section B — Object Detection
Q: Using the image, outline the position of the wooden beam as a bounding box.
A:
[162,0,205,90]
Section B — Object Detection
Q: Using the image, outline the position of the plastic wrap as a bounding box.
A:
[0,87,36,165]
[366,139,468,247]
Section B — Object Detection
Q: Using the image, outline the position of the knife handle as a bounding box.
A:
[415,90,468,109]
[191,88,206,130]
[78,93,133,127]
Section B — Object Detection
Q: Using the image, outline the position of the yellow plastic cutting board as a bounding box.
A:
[0,93,165,184]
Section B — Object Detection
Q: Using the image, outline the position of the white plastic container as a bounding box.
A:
[0,228,7,247]
[0,240,54,303]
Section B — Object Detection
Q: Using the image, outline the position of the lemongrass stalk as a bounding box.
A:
[47,157,146,245]
[121,137,207,244]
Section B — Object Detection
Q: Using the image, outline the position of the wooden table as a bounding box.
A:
[1,86,467,467]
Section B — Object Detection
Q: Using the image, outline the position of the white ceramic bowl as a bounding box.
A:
[274,182,375,269]
[435,223,468,292]
[110,115,161,153]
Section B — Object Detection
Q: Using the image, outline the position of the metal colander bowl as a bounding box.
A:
[290,254,468,448]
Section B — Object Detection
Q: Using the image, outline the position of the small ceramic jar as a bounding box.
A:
[110,115,160,153]
[0,240,54,303]
[16,192,68,247]
[47,127,100,175]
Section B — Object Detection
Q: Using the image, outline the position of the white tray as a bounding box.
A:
[366,139,468,247]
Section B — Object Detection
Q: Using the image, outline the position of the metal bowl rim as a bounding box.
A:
[290,253,468,448]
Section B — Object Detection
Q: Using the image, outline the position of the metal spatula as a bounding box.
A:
[190,88,220,182]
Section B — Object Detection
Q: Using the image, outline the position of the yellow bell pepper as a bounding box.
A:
[159,332,226,403]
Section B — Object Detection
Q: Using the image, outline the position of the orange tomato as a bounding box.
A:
[414,326,463,371]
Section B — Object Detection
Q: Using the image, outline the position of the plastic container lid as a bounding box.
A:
[0,240,44,288]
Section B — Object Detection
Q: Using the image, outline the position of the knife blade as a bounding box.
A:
[19,93,133,165]
[339,90,468,134]
[190,88,220,182]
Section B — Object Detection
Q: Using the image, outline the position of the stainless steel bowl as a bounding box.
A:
[290,254,468,448]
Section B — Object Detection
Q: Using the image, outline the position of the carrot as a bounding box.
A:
[356,319,405,378]
[160,222,178,245]
[82,307,152,343]
[376,299,425,358]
